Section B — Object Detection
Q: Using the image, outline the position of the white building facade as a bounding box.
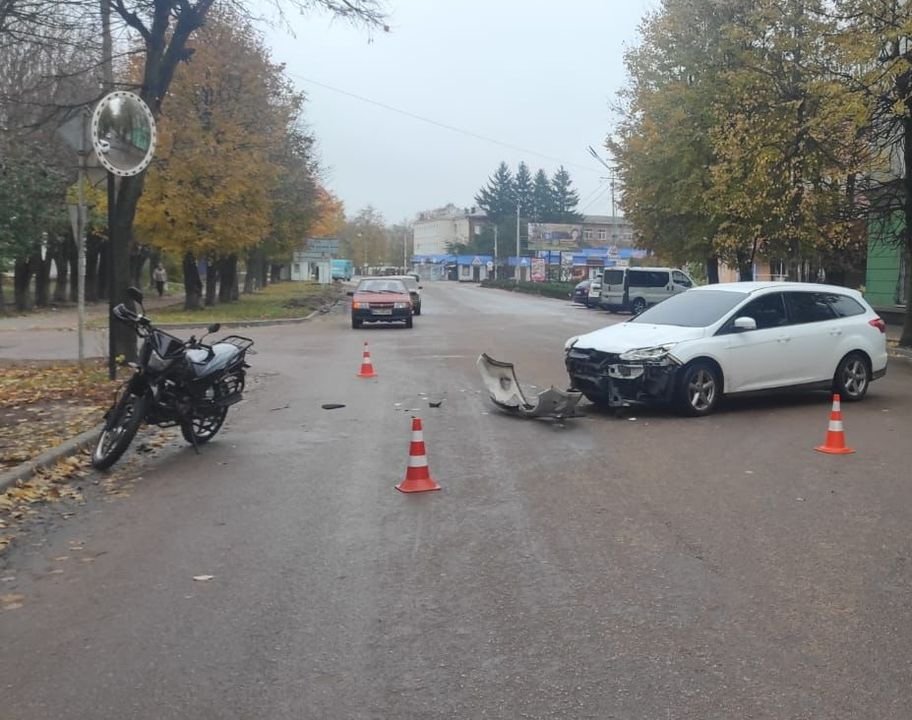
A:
[413,204,487,256]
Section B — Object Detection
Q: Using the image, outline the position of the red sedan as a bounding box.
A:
[348,278,414,329]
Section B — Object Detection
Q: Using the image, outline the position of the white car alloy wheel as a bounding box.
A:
[679,362,720,416]
[835,353,870,401]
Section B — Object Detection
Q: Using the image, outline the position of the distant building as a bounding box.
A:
[580,215,635,248]
[527,215,635,252]
[413,204,487,256]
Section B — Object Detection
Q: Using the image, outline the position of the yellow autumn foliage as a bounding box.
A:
[134,9,297,258]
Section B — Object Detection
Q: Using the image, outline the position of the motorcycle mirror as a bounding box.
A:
[208,323,221,334]
[127,286,144,305]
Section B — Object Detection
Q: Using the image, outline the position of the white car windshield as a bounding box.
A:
[630,289,748,327]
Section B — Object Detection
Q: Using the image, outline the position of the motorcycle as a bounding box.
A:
[91,287,254,470]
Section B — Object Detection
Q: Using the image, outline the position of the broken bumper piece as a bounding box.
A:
[477,353,583,418]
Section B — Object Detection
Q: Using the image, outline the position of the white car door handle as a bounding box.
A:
[830,330,843,336]
[778,337,791,343]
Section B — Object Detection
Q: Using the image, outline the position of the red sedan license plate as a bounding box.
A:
[372,309,392,315]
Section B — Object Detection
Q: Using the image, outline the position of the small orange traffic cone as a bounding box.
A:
[396,417,441,493]
[357,341,377,378]
[815,394,855,455]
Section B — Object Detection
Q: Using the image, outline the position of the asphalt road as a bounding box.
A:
[2,282,911,719]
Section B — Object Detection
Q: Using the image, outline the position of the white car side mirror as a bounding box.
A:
[733,316,757,332]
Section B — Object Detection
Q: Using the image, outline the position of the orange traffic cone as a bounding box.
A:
[815,394,855,455]
[396,417,441,493]
[357,341,377,378]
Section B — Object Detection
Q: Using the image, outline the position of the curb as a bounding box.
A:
[155,308,323,331]
[0,423,103,494]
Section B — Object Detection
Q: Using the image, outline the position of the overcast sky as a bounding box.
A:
[264,0,657,224]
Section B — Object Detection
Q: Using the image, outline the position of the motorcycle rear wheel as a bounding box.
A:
[92,392,147,470]
[181,407,228,445]
[180,374,242,445]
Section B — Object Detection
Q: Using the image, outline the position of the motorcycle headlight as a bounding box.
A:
[393,302,410,309]
[619,344,676,361]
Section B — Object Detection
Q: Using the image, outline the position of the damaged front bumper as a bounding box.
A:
[564,346,681,408]
[477,353,582,419]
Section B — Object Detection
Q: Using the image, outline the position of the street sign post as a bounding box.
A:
[56,107,94,363]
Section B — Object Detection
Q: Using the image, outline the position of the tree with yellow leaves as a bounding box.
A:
[135,7,307,309]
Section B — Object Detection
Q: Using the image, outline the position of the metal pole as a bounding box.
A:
[493,225,498,280]
[403,230,407,272]
[515,202,520,283]
[107,172,116,380]
[76,110,88,364]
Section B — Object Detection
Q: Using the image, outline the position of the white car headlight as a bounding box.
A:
[564,336,580,352]
[619,344,676,361]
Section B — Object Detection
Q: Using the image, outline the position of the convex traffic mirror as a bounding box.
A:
[91,91,157,177]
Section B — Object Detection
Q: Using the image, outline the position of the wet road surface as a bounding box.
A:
[2,282,911,719]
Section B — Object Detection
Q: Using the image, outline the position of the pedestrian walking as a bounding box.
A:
[153,263,167,297]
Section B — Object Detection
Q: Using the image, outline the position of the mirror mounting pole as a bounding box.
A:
[107,171,116,381]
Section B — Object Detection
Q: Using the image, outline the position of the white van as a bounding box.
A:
[595,267,694,314]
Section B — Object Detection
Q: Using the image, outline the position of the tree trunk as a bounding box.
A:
[183,252,203,310]
[85,234,101,302]
[34,251,52,307]
[706,256,720,285]
[205,258,218,307]
[218,255,237,303]
[243,251,256,294]
[270,263,282,283]
[737,249,754,281]
[13,256,33,311]
[109,173,146,363]
[53,243,70,303]
[230,255,239,301]
[96,240,109,300]
[0,270,5,313]
[258,252,269,288]
[67,234,79,302]
[130,244,149,289]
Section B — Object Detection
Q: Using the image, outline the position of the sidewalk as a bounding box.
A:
[0,292,182,333]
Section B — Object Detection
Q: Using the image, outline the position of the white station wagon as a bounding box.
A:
[564,282,888,416]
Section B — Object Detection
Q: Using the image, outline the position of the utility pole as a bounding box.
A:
[403,229,407,272]
[77,116,88,363]
[493,225,498,280]
[515,202,521,284]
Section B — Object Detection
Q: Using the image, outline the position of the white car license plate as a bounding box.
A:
[373,309,392,315]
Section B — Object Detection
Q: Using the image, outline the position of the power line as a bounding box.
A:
[290,73,602,175]
[579,182,613,213]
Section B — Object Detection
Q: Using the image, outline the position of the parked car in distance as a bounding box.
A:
[347,277,414,329]
[386,275,423,315]
[570,279,593,306]
[332,258,354,281]
[565,282,888,416]
[594,266,694,314]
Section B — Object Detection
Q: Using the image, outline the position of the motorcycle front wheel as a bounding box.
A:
[92,391,147,470]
